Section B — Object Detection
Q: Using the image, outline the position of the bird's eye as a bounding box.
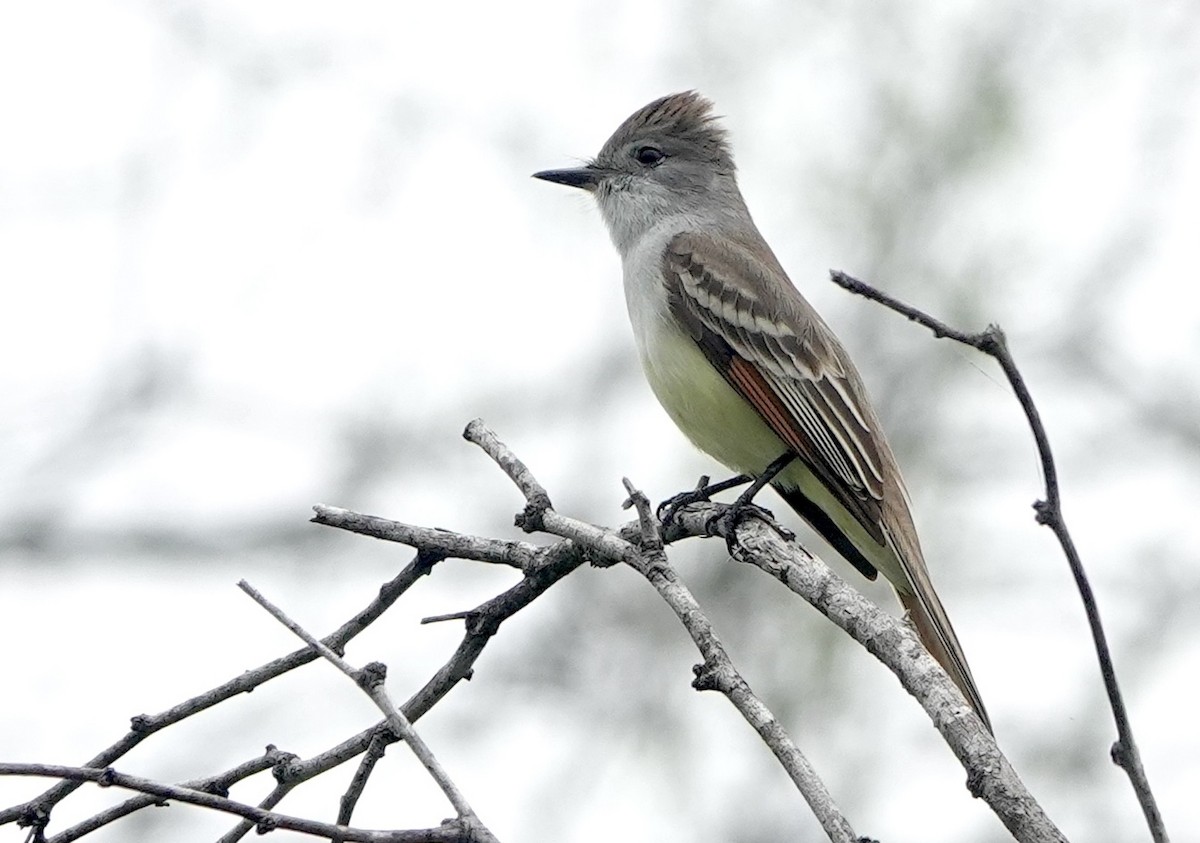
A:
[633,145,666,166]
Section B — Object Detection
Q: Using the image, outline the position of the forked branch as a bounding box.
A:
[461,419,1064,843]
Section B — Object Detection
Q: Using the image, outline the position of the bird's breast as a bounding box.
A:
[620,244,787,478]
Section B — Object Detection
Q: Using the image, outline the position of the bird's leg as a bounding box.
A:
[707,451,798,554]
[657,473,753,524]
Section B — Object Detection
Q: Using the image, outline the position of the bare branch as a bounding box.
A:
[621,478,665,558]
[0,763,475,842]
[463,418,554,532]
[1,553,435,834]
[459,419,1070,840]
[338,728,391,827]
[831,269,1168,842]
[238,581,498,842]
[44,748,292,843]
[6,502,585,841]
[2,406,1092,843]
[312,505,538,571]
[460,422,857,842]
[213,535,592,842]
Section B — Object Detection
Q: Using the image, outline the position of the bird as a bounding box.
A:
[533,91,990,731]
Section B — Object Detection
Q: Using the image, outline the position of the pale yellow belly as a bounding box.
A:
[641,323,786,477]
[638,321,904,586]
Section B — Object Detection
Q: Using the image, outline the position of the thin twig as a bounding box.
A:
[44,748,293,843]
[338,727,391,827]
[463,419,637,565]
[622,478,665,559]
[311,506,538,571]
[463,419,552,532]
[0,764,470,843]
[237,581,497,843]
[831,269,1167,842]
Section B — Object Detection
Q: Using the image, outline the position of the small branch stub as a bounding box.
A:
[357,662,387,691]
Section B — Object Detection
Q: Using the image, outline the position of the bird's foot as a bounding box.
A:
[704,451,799,555]
[657,474,752,527]
[705,499,788,556]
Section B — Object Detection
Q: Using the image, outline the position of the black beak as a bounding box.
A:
[532,166,601,191]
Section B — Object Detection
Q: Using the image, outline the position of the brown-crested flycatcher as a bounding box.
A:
[534,91,990,731]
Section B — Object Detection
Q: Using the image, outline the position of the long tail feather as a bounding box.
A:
[897,588,992,733]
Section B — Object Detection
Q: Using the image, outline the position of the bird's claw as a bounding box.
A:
[706,500,786,556]
[658,473,758,527]
[656,475,714,524]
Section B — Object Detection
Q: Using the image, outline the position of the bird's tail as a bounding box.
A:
[775,483,992,732]
[897,587,992,734]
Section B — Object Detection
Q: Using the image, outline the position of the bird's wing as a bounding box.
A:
[663,230,889,562]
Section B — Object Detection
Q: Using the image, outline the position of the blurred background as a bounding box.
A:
[2,1,1197,841]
